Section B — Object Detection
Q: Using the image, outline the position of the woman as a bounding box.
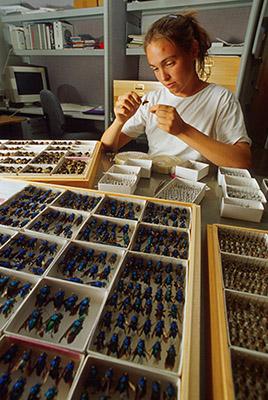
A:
[101,11,252,168]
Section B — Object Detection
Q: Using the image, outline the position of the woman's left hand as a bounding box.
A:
[150,104,188,137]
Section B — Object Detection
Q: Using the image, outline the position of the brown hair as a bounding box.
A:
[144,11,211,79]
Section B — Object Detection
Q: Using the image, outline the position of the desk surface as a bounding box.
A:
[0,114,26,126]
[0,106,105,121]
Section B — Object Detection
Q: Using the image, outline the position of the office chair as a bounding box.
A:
[40,89,99,140]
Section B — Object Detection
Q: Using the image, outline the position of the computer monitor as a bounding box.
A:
[5,65,49,105]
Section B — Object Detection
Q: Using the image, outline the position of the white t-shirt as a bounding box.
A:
[122,83,251,161]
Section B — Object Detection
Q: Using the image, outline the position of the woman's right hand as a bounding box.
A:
[114,91,141,124]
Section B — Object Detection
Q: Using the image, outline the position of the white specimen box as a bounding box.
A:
[95,194,146,221]
[123,158,152,178]
[0,334,84,399]
[5,277,107,353]
[175,160,209,181]
[223,184,267,203]
[156,177,207,204]
[98,173,139,195]
[47,240,125,291]
[69,352,181,400]
[218,167,251,186]
[87,250,188,377]
[107,164,142,177]
[262,178,268,199]
[220,197,264,223]
[0,229,67,276]
[0,268,39,333]
[221,175,260,190]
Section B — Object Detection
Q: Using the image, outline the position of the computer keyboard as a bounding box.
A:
[60,103,95,112]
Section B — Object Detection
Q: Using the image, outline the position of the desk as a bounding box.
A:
[0,106,105,121]
[0,114,26,126]
[0,114,27,139]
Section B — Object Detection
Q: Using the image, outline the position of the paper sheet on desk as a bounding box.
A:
[60,103,96,112]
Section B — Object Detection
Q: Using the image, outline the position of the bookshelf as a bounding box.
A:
[125,0,264,101]
[0,1,128,129]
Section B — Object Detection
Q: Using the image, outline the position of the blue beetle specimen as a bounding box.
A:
[27,383,41,400]
[168,304,179,320]
[0,372,11,398]
[153,320,165,339]
[0,344,18,368]
[107,333,119,357]
[19,309,43,332]
[119,296,131,313]
[169,321,179,339]
[35,285,51,307]
[151,381,161,400]
[144,298,153,316]
[132,339,149,361]
[176,288,184,303]
[165,287,173,304]
[32,352,47,376]
[0,275,9,294]
[94,330,106,351]
[39,313,63,337]
[155,302,165,320]
[12,350,32,373]
[98,265,111,280]
[60,316,85,343]
[101,311,113,329]
[18,282,32,298]
[77,297,90,316]
[115,312,126,330]
[61,360,75,384]
[63,294,78,313]
[115,372,134,396]
[155,288,163,302]
[128,315,139,333]
[135,376,147,400]
[164,383,176,400]
[165,345,176,369]
[108,293,118,308]
[139,319,152,336]
[47,356,61,383]
[9,376,26,400]
[44,386,57,400]
[102,367,113,393]
[151,340,162,361]
[53,289,65,309]
[120,335,132,357]
[87,365,101,393]
[132,297,143,313]
[0,298,15,316]
[4,279,20,298]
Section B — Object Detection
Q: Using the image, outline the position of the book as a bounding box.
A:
[53,21,73,49]
[8,25,26,50]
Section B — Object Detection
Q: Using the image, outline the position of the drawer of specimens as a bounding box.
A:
[0,179,200,399]
[208,224,268,400]
[0,335,83,399]
[70,354,180,400]
[0,139,100,178]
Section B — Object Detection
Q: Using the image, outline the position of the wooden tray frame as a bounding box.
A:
[207,223,268,400]
[0,141,102,189]
[0,179,201,400]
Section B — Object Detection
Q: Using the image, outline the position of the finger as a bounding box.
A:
[149,105,158,113]
[130,91,142,104]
